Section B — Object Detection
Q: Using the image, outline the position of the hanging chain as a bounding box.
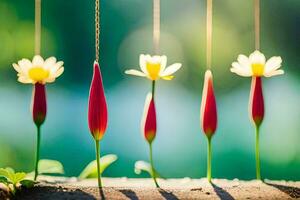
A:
[153,0,160,55]
[254,0,260,50]
[95,0,100,62]
[35,0,41,55]
[206,0,212,69]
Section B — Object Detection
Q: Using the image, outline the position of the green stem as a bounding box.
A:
[152,81,156,99]
[207,136,212,183]
[95,140,102,188]
[255,125,261,180]
[34,125,41,181]
[149,143,159,188]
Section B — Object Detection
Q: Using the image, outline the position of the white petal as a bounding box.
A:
[160,63,182,76]
[18,59,32,72]
[144,54,153,63]
[237,55,251,67]
[125,69,146,77]
[231,62,247,73]
[53,67,64,78]
[32,55,44,66]
[264,69,284,77]
[44,57,57,69]
[45,78,56,83]
[18,76,34,84]
[159,55,167,73]
[264,56,282,74]
[139,54,148,74]
[151,55,162,63]
[230,68,252,77]
[12,63,22,73]
[249,50,266,64]
[50,61,64,73]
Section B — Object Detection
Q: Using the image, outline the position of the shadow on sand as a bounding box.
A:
[119,189,139,200]
[211,183,235,200]
[15,185,97,200]
[265,182,300,199]
[158,188,179,200]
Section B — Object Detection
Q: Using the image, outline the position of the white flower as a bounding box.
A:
[12,55,64,84]
[125,54,182,81]
[230,50,284,77]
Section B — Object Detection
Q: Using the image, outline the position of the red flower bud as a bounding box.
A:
[31,83,47,127]
[88,62,108,141]
[249,77,264,127]
[200,70,217,137]
[141,93,156,144]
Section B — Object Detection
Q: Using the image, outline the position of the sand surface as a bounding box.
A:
[1,177,299,200]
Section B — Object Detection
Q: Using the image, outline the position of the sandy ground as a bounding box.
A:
[1,177,299,200]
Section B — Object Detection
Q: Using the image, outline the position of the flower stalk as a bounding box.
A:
[207,136,212,182]
[200,70,217,183]
[231,50,283,180]
[95,140,102,188]
[31,83,47,180]
[141,83,159,187]
[34,125,41,181]
[88,62,108,188]
[150,81,159,187]
[250,76,264,180]
[149,142,159,188]
[255,125,261,180]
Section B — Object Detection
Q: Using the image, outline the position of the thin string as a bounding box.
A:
[153,0,160,54]
[95,0,100,62]
[35,0,41,55]
[254,0,260,50]
[206,0,212,69]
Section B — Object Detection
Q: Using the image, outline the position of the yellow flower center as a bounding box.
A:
[28,67,50,82]
[251,63,264,76]
[146,62,161,80]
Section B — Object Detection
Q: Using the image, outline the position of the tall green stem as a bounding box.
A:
[255,125,261,180]
[34,125,41,181]
[95,140,102,188]
[152,81,156,98]
[207,136,212,183]
[149,143,159,188]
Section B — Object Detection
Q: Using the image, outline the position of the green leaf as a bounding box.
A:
[134,160,161,178]
[0,168,17,184]
[38,159,64,175]
[20,180,36,188]
[79,154,118,179]
[0,176,9,184]
[0,168,26,185]
[0,168,9,178]
[11,172,26,185]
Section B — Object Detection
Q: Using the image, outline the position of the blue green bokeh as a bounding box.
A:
[0,0,299,180]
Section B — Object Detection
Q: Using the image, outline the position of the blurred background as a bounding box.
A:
[0,0,299,180]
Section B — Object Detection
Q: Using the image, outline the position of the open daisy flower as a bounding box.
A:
[12,55,64,84]
[230,50,283,77]
[125,54,182,81]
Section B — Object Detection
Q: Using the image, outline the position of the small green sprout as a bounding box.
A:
[0,168,36,196]
[79,154,117,179]
[27,159,65,178]
[134,160,162,178]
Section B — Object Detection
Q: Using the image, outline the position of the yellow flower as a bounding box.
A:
[125,54,182,81]
[231,50,284,77]
[12,55,64,84]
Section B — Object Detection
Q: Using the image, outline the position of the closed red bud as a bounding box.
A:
[141,93,156,144]
[200,70,217,137]
[31,83,47,127]
[88,61,108,141]
[249,77,264,127]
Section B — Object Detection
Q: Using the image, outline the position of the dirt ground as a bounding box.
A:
[1,177,299,200]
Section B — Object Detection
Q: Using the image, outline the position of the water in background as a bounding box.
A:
[0,0,299,180]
